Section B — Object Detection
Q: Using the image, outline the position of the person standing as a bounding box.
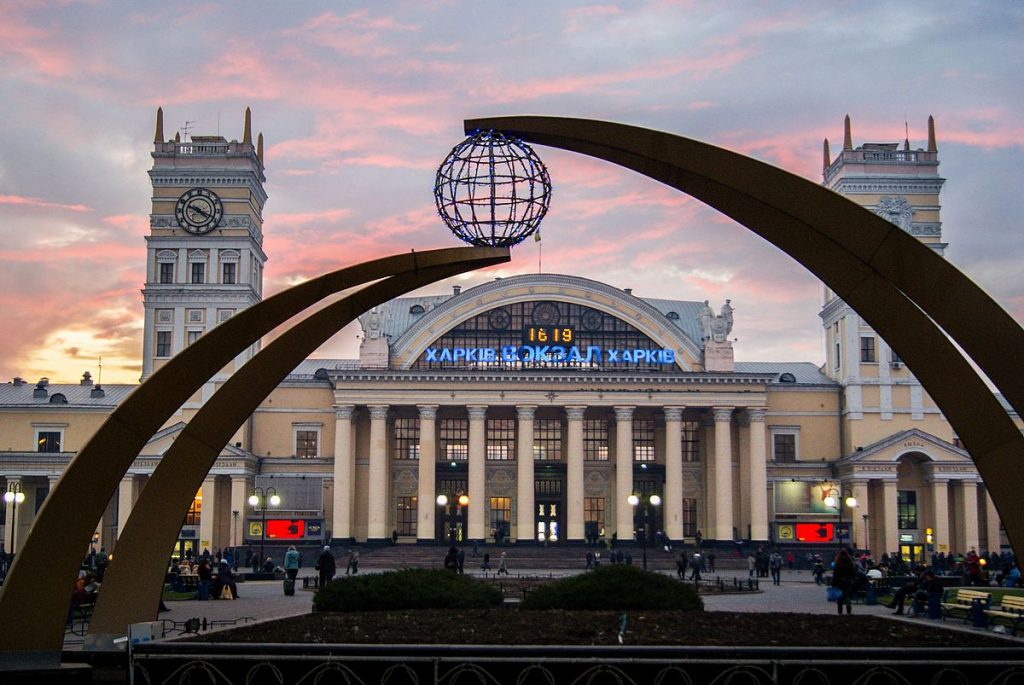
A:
[497,551,509,575]
[347,548,360,575]
[456,547,466,574]
[283,546,300,582]
[316,546,336,589]
[675,550,688,580]
[832,548,858,615]
[769,551,783,585]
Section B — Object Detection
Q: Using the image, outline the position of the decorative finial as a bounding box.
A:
[904,116,910,151]
[822,138,831,171]
[843,114,853,150]
[154,107,164,144]
[257,132,264,163]
[927,115,937,152]
[243,107,252,144]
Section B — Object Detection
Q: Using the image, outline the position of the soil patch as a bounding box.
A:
[190,610,1011,648]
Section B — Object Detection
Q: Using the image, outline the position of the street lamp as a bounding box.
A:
[4,483,25,555]
[823,484,857,551]
[628,493,662,570]
[248,486,280,565]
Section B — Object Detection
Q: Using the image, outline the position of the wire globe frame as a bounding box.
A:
[434,129,552,247]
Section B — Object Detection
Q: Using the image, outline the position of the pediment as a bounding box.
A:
[844,428,971,464]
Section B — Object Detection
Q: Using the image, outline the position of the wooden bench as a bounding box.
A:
[984,594,1024,635]
[940,588,991,621]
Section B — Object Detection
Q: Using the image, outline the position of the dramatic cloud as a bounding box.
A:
[0,1,1021,384]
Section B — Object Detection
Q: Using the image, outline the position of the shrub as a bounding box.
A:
[520,564,703,611]
[313,569,503,612]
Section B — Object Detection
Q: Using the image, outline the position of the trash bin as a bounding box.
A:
[927,592,942,619]
[196,580,210,601]
[970,598,988,628]
[865,584,878,606]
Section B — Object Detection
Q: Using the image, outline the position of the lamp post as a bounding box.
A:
[4,482,25,555]
[824,483,857,552]
[248,486,280,565]
[628,493,662,570]
[436,494,450,542]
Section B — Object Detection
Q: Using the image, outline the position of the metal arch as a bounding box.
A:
[86,258,505,644]
[0,246,508,663]
[466,116,1024,559]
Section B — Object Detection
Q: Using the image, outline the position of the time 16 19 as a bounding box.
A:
[524,326,574,343]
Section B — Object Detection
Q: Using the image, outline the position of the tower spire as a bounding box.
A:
[822,138,831,172]
[257,132,264,164]
[243,107,252,144]
[927,115,937,152]
[843,114,853,151]
[154,107,164,144]
[904,116,911,151]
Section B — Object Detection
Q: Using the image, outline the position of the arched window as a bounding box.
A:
[49,393,68,404]
[409,304,425,315]
[779,372,797,383]
[666,311,679,320]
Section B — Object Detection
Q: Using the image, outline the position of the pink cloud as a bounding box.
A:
[563,5,624,34]
[0,194,90,212]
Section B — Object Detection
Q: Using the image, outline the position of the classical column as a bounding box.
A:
[614,406,635,540]
[881,479,900,555]
[3,477,22,553]
[747,407,769,542]
[566,405,586,542]
[930,478,950,554]
[516,406,536,543]
[367,405,390,541]
[959,480,980,552]
[198,476,218,553]
[116,475,140,539]
[701,414,716,538]
[416,405,438,542]
[712,407,734,541]
[229,475,252,549]
[467,405,488,541]
[331,405,355,541]
[985,490,1002,553]
[663,407,685,542]
[850,480,869,550]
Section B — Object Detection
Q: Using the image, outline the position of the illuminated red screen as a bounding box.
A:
[795,522,833,542]
[266,519,305,539]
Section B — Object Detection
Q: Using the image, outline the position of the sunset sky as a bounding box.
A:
[2,1,1022,384]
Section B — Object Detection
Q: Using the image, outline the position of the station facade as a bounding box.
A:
[0,112,1010,561]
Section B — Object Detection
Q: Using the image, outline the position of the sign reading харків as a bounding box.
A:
[423,344,678,365]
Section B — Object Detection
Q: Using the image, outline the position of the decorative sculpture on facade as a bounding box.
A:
[699,299,734,344]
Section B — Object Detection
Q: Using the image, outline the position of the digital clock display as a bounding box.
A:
[524,326,574,344]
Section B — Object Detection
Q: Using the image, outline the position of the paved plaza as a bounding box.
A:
[66,567,1022,649]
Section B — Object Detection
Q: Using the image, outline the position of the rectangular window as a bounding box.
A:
[486,418,515,460]
[897,490,918,530]
[860,336,876,363]
[159,262,174,284]
[185,490,202,525]
[584,497,605,538]
[683,498,699,537]
[535,479,562,496]
[295,429,319,458]
[222,262,237,284]
[584,419,609,461]
[773,433,796,462]
[190,262,205,284]
[155,330,172,357]
[187,330,201,346]
[37,431,62,453]
[396,496,417,536]
[440,419,468,462]
[682,421,700,462]
[633,418,655,462]
[533,419,562,461]
[489,496,511,536]
[393,418,420,460]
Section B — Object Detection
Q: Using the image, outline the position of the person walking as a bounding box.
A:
[497,551,509,575]
[283,545,300,596]
[689,553,702,582]
[346,548,359,575]
[832,548,858,615]
[675,550,688,580]
[769,551,783,585]
[481,552,491,572]
[316,546,336,589]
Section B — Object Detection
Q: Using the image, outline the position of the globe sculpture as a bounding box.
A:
[434,129,551,247]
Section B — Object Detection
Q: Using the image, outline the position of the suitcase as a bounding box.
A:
[284,578,295,596]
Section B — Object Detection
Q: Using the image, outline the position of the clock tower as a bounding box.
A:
[141,107,268,379]
[819,115,946,454]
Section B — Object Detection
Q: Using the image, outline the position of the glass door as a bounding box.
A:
[536,501,560,543]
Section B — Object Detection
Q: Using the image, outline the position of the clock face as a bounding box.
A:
[175,188,223,235]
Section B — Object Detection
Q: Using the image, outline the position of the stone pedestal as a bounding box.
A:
[703,340,734,372]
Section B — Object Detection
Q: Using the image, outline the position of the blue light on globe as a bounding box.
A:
[434,130,551,247]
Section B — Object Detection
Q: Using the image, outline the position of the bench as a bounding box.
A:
[940,588,991,621]
[984,594,1024,636]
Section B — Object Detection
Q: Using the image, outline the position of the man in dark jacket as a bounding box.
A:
[317,546,336,588]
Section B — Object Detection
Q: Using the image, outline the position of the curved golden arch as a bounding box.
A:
[389,273,702,370]
[0,246,508,662]
[466,116,1024,559]
[86,256,506,644]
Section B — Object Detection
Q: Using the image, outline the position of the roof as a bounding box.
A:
[0,381,136,408]
[287,359,359,380]
[734,362,837,385]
